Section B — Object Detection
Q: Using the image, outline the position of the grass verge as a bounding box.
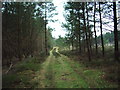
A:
[60,50,119,88]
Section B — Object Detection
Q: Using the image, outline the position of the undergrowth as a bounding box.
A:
[60,50,119,86]
[2,56,46,88]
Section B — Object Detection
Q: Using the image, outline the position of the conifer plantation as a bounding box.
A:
[2,1,120,89]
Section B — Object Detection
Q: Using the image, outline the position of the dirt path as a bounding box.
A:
[32,47,117,88]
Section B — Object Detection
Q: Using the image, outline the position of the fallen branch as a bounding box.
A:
[5,62,13,74]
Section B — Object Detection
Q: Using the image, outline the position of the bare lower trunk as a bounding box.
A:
[86,2,92,55]
[83,2,91,61]
[17,3,21,61]
[78,12,81,53]
[94,2,98,54]
[99,2,104,57]
[45,3,48,55]
[113,2,119,61]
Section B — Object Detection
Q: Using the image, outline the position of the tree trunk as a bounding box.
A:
[78,30,81,53]
[5,3,10,66]
[99,2,104,57]
[71,7,74,51]
[29,5,34,57]
[71,26,74,51]
[82,3,91,61]
[113,2,119,61]
[94,2,98,54]
[45,3,48,55]
[78,12,81,53]
[86,2,92,55]
[17,3,21,61]
[83,34,86,52]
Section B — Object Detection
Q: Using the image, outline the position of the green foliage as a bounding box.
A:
[63,2,95,51]
[55,36,69,49]
[2,2,55,65]
[96,31,120,45]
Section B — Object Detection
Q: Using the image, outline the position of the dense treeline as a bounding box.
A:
[2,2,55,66]
[97,31,120,45]
[62,2,119,61]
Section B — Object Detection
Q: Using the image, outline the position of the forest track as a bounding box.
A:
[33,47,117,88]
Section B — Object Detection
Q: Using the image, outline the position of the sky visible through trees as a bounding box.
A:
[50,0,120,39]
